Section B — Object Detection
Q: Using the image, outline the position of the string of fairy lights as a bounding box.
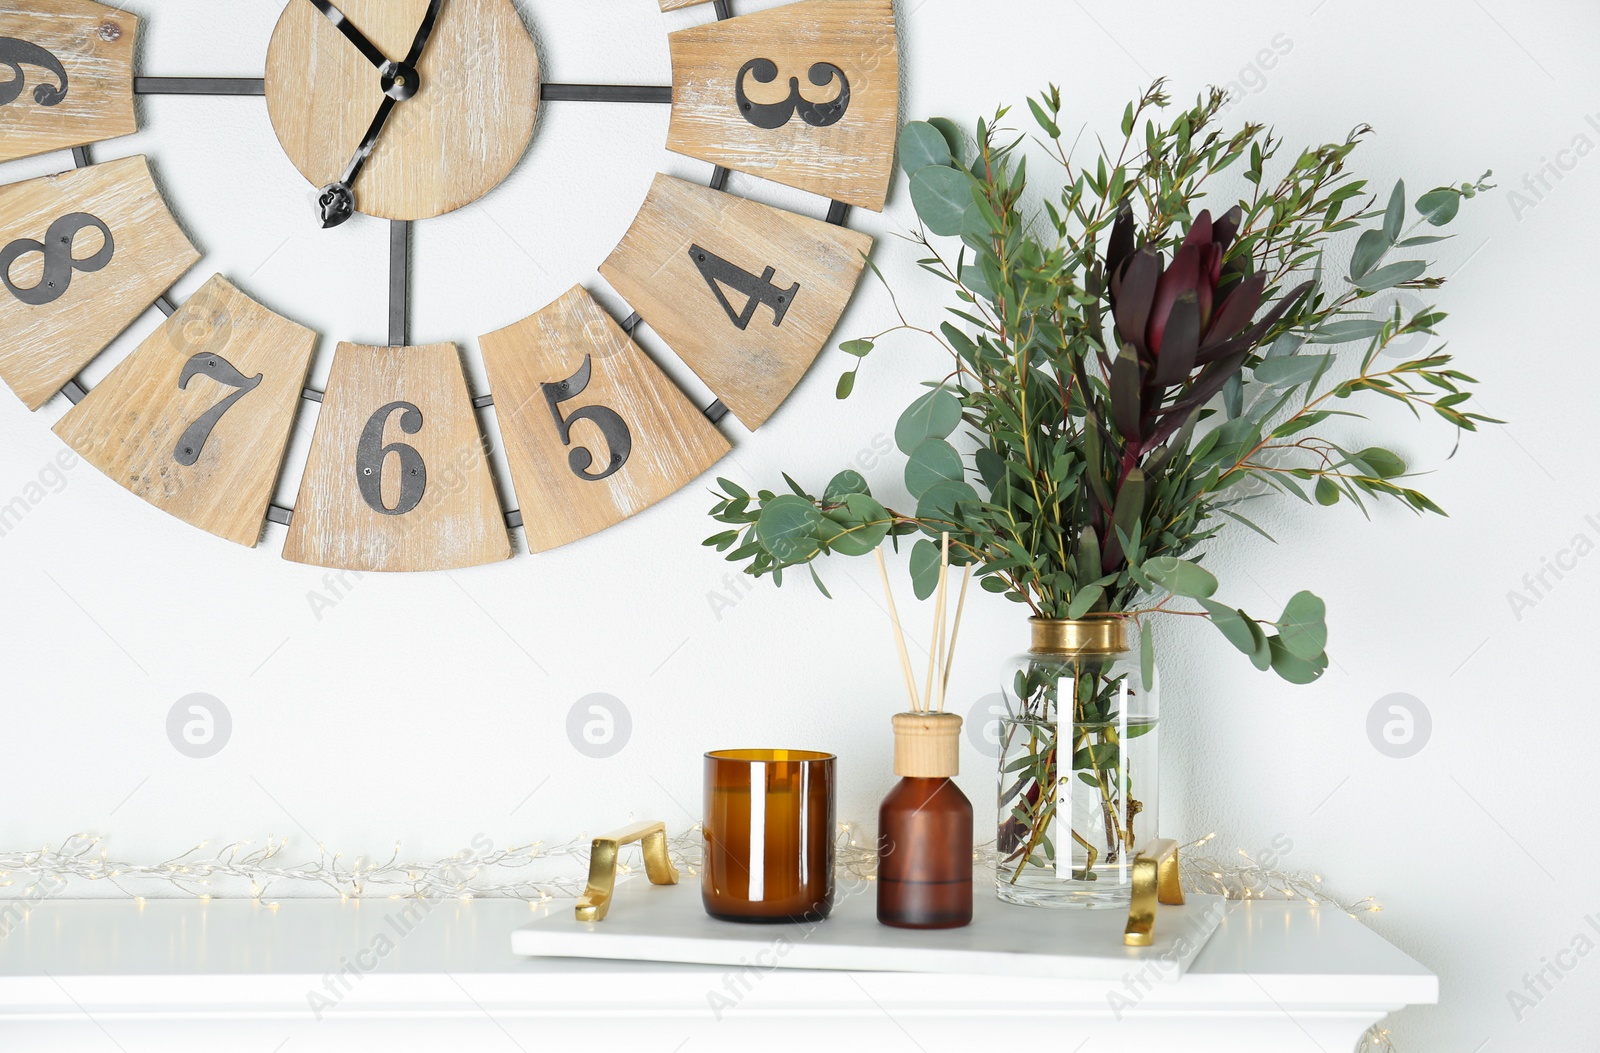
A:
[0,826,1375,914]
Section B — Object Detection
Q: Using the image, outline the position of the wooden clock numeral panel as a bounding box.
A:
[0,155,200,411]
[282,342,511,572]
[480,285,731,554]
[600,173,873,431]
[666,0,898,212]
[53,274,318,548]
[0,0,138,164]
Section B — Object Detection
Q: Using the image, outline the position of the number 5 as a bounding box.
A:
[542,355,632,482]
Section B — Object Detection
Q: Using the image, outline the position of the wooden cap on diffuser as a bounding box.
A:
[893,712,962,778]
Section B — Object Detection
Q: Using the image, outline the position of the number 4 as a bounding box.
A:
[688,244,799,331]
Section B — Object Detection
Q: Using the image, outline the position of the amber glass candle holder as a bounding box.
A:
[703,749,835,923]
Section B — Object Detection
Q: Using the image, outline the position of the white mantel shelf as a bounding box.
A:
[0,897,1435,1053]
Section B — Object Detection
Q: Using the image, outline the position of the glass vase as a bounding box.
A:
[995,618,1159,909]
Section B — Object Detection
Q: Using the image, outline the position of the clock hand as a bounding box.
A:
[403,0,447,70]
[317,95,397,228]
[308,0,434,101]
[306,0,391,74]
[314,0,448,229]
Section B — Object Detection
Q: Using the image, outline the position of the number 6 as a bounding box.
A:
[356,401,427,515]
[542,355,632,482]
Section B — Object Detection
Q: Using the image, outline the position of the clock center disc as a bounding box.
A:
[264,0,541,223]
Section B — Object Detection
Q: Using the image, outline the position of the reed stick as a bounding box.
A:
[875,547,922,713]
[923,533,951,713]
[939,563,972,713]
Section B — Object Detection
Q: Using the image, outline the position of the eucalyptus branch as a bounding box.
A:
[705,79,1493,685]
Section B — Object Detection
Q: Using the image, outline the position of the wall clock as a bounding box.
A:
[0,0,897,571]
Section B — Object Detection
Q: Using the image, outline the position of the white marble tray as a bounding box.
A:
[512,876,1225,980]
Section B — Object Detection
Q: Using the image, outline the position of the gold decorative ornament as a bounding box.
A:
[575,820,681,922]
[1123,838,1185,947]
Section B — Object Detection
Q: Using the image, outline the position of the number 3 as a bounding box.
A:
[542,355,632,482]
[357,401,427,515]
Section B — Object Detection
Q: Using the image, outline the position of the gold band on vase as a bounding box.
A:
[1029,617,1127,655]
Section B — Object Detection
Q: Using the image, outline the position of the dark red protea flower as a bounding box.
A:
[1105,206,1310,455]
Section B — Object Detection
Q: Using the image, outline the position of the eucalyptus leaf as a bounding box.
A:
[927,116,967,166]
[1140,621,1156,692]
[899,121,953,176]
[1246,618,1272,670]
[961,261,997,302]
[1254,355,1334,388]
[1111,469,1146,555]
[910,539,942,600]
[975,446,1005,492]
[1142,556,1219,600]
[1077,527,1103,586]
[1066,585,1104,620]
[1265,333,1305,359]
[1269,636,1329,684]
[1027,97,1061,138]
[820,493,891,556]
[1416,187,1461,226]
[757,495,825,565]
[1224,372,1244,419]
[1072,744,1119,772]
[823,470,870,503]
[910,165,974,237]
[1310,319,1385,344]
[917,479,979,525]
[1277,590,1328,660]
[1355,447,1407,478]
[1202,600,1265,666]
[905,438,965,498]
[896,387,963,454]
[1353,260,1426,293]
[1383,180,1406,242]
[1349,229,1391,280]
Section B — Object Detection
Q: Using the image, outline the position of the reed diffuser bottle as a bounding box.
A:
[877,712,973,929]
[872,533,974,929]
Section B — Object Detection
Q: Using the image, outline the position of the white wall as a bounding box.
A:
[2,0,1595,1049]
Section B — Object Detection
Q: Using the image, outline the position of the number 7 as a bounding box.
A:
[173,352,264,466]
[542,355,632,482]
